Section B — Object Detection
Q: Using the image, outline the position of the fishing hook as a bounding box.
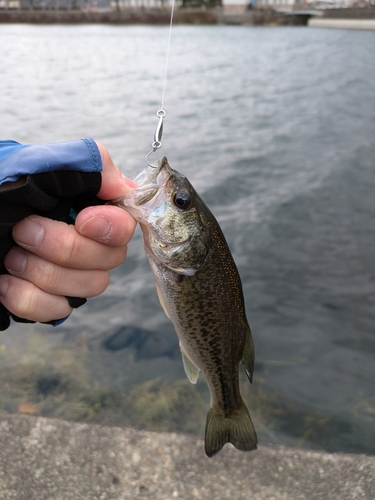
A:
[146,108,166,167]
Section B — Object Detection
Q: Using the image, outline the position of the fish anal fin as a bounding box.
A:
[241,325,255,383]
[180,343,200,384]
[155,280,200,384]
[155,281,171,320]
[205,400,257,458]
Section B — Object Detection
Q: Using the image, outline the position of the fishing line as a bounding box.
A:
[161,0,175,109]
[146,0,176,167]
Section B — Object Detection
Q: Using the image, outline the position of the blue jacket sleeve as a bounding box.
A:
[0,138,102,185]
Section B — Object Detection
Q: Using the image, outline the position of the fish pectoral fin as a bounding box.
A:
[179,343,200,384]
[155,281,171,320]
[241,325,255,383]
[205,401,257,458]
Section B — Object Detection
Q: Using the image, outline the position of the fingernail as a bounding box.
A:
[14,219,44,248]
[5,248,27,274]
[122,174,138,188]
[79,216,112,242]
[0,277,9,297]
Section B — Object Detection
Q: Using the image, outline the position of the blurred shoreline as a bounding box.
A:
[0,6,374,26]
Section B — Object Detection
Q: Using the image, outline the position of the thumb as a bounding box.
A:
[95,142,137,200]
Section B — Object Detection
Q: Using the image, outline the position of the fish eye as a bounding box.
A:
[173,191,192,210]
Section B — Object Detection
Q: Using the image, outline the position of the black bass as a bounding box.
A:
[117,157,257,457]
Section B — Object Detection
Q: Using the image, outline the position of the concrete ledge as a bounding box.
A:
[0,8,311,25]
[308,18,375,30]
[0,413,374,499]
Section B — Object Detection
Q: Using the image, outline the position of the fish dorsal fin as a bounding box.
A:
[241,325,255,383]
[155,281,171,320]
[180,342,200,384]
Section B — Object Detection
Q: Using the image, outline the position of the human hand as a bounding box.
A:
[0,143,137,324]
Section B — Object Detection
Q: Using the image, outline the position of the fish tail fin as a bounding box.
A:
[204,401,257,457]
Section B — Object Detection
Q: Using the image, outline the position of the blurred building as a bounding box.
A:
[15,0,175,9]
[4,0,368,10]
[252,0,360,7]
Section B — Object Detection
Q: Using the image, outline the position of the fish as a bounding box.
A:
[116,156,257,457]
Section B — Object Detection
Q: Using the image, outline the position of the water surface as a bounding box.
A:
[1,25,374,454]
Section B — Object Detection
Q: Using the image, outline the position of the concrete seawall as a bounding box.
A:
[0,6,374,26]
[0,413,374,500]
[308,18,375,30]
[0,8,310,26]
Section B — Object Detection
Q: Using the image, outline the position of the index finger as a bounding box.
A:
[12,215,128,270]
[75,204,136,247]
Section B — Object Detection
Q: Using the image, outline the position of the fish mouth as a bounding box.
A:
[131,156,171,191]
[116,156,175,218]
